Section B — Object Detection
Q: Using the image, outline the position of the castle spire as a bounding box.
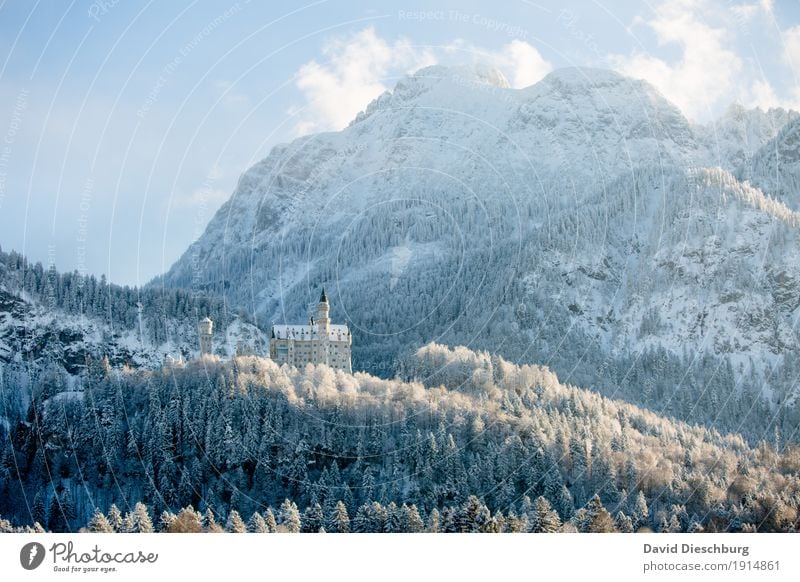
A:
[317,287,330,329]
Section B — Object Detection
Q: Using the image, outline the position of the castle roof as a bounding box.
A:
[319,288,328,303]
[272,323,349,342]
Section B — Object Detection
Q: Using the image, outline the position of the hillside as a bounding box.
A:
[740,116,800,210]
[155,65,800,441]
[0,247,267,425]
[1,345,798,532]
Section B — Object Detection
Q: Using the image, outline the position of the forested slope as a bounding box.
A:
[2,344,797,533]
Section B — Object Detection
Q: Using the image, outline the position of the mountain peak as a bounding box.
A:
[540,66,627,85]
[533,67,666,100]
[351,63,512,126]
[408,63,511,89]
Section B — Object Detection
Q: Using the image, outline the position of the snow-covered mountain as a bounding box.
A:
[156,65,800,439]
[739,117,800,210]
[700,104,797,172]
[0,248,267,422]
[0,284,265,371]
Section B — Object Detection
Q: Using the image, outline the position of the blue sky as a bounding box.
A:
[0,0,799,286]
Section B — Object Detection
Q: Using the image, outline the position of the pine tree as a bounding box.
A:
[88,509,114,533]
[520,495,534,523]
[107,504,123,532]
[571,508,589,533]
[47,491,69,532]
[401,504,425,533]
[302,503,324,533]
[204,508,224,533]
[487,511,504,533]
[658,515,670,533]
[226,510,247,533]
[31,492,47,527]
[631,491,649,531]
[530,496,561,533]
[353,502,386,533]
[668,514,682,533]
[247,512,269,533]
[569,435,589,482]
[279,499,301,533]
[614,511,634,533]
[440,506,458,533]
[159,511,177,532]
[263,508,277,533]
[504,511,528,533]
[384,502,401,533]
[554,484,575,520]
[352,504,371,533]
[167,507,203,533]
[121,512,135,533]
[328,501,350,533]
[427,508,440,533]
[458,496,492,533]
[586,495,616,533]
[132,502,154,533]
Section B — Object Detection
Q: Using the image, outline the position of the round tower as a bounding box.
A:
[317,288,330,330]
[198,316,213,355]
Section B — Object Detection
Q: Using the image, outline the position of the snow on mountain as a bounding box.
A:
[162,66,707,293]
[155,65,800,438]
[0,251,267,421]
[0,282,266,370]
[702,104,799,173]
[739,117,800,211]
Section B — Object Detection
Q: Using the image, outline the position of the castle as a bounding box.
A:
[193,290,352,371]
[198,316,213,355]
[269,289,352,372]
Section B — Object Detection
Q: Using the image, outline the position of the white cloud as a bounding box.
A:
[503,40,553,88]
[609,0,800,119]
[783,25,800,69]
[610,0,743,120]
[290,27,435,135]
[741,80,800,114]
[290,28,552,135]
[442,39,552,89]
[730,0,772,22]
[747,79,782,109]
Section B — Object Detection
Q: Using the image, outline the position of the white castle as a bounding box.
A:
[269,289,352,372]
[198,316,213,355]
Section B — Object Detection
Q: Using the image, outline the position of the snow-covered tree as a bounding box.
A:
[530,496,561,533]
[87,509,114,533]
[279,500,301,533]
[328,501,350,533]
[226,510,246,533]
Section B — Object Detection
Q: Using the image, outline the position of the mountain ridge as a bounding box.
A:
[150,65,800,440]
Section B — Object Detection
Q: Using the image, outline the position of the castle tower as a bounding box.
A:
[198,316,213,355]
[136,301,144,345]
[316,288,330,330]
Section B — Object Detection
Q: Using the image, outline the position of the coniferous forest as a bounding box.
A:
[5,0,800,555]
[2,345,798,533]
